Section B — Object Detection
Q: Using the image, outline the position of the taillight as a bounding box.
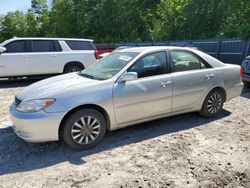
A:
[240,67,243,77]
[94,50,99,59]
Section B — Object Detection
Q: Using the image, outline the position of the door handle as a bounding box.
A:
[51,54,57,57]
[161,81,172,87]
[22,55,29,58]
[205,73,214,79]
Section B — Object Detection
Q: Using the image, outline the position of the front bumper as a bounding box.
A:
[10,102,65,143]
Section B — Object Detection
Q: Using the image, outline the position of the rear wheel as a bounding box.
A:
[64,65,82,73]
[62,109,106,150]
[199,89,224,118]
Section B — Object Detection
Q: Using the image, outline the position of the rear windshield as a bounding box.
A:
[65,41,95,50]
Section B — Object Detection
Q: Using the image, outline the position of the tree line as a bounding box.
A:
[0,0,249,43]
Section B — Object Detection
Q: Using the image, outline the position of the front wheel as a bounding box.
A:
[199,90,224,118]
[62,109,107,150]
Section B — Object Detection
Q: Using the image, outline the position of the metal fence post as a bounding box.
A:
[216,40,221,59]
[245,41,250,57]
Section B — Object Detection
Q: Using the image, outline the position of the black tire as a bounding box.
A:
[64,65,83,73]
[243,81,250,88]
[199,89,224,118]
[62,109,107,150]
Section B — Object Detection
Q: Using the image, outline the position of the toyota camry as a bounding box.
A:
[10,46,243,150]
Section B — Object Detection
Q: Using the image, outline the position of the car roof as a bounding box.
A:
[3,37,93,43]
[117,46,225,68]
[119,46,197,53]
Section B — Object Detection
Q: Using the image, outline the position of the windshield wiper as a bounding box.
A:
[79,73,106,81]
[80,73,95,79]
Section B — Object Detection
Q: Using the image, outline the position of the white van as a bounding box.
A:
[0,37,98,78]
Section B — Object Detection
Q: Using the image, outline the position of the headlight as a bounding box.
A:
[16,98,55,112]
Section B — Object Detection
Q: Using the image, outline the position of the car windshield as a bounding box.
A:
[80,52,139,80]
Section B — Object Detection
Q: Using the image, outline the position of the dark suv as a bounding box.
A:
[241,55,250,88]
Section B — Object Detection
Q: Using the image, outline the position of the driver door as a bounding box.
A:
[113,51,173,126]
[0,40,31,77]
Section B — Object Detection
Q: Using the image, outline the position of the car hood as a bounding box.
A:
[17,73,100,101]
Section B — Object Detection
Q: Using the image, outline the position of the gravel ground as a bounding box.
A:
[0,79,250,188]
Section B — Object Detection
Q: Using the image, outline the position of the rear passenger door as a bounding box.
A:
[169,50,214,112]
[0,40,31,77]
[29,40,62,75]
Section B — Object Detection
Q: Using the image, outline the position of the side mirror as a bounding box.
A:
[0,47,6,54]
[119,72,138,82]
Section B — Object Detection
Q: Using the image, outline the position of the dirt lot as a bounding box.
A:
[0,79,250,188]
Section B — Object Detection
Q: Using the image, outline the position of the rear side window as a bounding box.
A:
[170,50,209,72]
[4,40,27,53]
[65,41,95,50]
[54,40,62,51]
[32,40,62,52]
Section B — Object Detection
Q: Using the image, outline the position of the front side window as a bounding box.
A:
[32,40,57,52]
[65,41,95,50]
[81,52,139,80]
[128,51,167,78]
[170,50,208,72]
[4,40,27,53]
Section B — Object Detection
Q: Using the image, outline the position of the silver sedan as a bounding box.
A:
[10,47,243,150]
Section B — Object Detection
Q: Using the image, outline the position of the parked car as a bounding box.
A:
[10,46,243,150]
[99,46,134,58]
[95,48,114,59]
[0,37,98,78]
[241,55,250,87]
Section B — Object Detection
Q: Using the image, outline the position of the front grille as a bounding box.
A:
[15,97,22,107]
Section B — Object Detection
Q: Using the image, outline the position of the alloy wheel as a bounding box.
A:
[71,116,101,144]
[207,92,222,114]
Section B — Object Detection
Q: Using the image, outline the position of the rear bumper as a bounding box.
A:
[10,102,65,142]
[226,82,244,101]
